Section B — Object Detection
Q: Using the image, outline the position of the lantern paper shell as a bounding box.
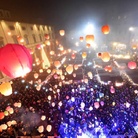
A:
[66,65,73,74]
[101,25,110,34]
[82,52,87,59]
[79,37,84,42]
[0,44,33,78]
[0,82,12,96]
[86,35,94,44]
[45,34,50,39]
[128,61,137,69]
[59,30,65,36]
[101,52,110,62]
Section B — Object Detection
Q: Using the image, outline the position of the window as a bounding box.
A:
[24,35,29,45]
[0,37,4,47]
[9,25,15,30]
[30,26,33,30]
[12,36,18,44]
[0,72,3,79]
[22,26,26,30]
[39,34,42,41]
[32,34,36,43]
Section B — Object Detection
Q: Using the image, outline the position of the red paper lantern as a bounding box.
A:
[79,37,84,42]
[45,34,50,39]
[128,61,137,69]
[0,44,33,78]
[101,25,110,34]
[71,53,76,59]
[0,112,4,120]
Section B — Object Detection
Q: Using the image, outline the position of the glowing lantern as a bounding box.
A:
[97,52,102,58]
[54,61,61,68]
[94,102,100,109]
[41,115,46,121]
[46,125,52,132]
[110,86,115,93]
[82,52,87,59]
[66,65,73,74]
[8,108,14,114]
[36,44,42,49]
[45,34,50,39]
[128,61,137,69]
[0,112,4,120]
[39,69,43,73]
[11,120,17,125]
[101,52,110,62]
[74,64,78,70]
[47,69,51,74]
[0,82,12,96]
[34,73,39,79]
[71,53,76,59]
[100,101,104,106]
[80,37,84,42]
[132,45,137,50]
[86,35,94,43]
[48,95,51,100]
[73,73,76,77]
[7,31,11,36]
[28,49,34,54]
[45,40,51,46]
[7,121,12,127]
[0,44,32,78]
[61,75,65,80]
[104,66,112,72]
[4,111,8,116]
[38,125,44,133]
[101,25,110,34]
[1,124,7,130]
[17,36,24,43]
[59,30,65,36]
[86,43,91,48]
[50,51,55,55]
[87,72,93,79]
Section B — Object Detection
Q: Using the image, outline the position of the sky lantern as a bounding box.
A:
[74,64,78,70]
[128,61,137,69]
[110,86,115,93]
[94,102,100,109]
[101,25,110,34]
[82,52,87,59]
[71,53,76,59]
[0,44,33,78]
[45,34,50,39]
[1,124,7,130]
[0,112,4,120]
[132,45,137,50]
[66,65,73,74]
[45,40,51,46]
[87,72,93,79]
[41,115,46,121]
[59,30,65,36]
[54,61,61,68]
[101,52,110,62]
[17,36,24,43]
[34,73,39,79]
[46,125,52,132]
[86,43,91,48]
[50,51,55,55]
[79,37,84,42]
[38,125,44,133]
[0,82,12,96]
[85,35,94,44]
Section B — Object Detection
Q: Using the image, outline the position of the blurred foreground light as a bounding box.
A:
[129,27,134,31]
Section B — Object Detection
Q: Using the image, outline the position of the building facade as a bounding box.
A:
[0,20,56,81]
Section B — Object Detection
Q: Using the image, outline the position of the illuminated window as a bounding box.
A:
[22,26,26,30]
[24,35,29,44]
[0,37,4,47]
[12,35,18,44]
[30,26,33,30]
[39,34,42,41]
[32,34,36,43]
[9,25,15,30]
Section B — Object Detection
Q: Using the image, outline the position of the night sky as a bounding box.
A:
[1,0,138,31]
